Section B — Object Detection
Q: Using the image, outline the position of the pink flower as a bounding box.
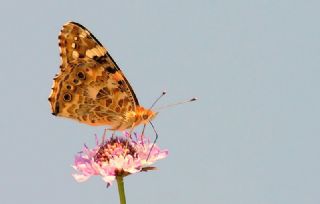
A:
[72,132,168,186]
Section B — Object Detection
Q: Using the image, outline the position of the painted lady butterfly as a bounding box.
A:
[48,22,157,130]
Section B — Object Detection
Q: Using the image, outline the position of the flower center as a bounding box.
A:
[94,137,137,165]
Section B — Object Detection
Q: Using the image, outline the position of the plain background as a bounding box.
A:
[1,0,320,203]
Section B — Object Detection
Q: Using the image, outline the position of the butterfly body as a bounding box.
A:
[49,22,156,130]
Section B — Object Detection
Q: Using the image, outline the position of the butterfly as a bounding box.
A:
[48,22,157,131]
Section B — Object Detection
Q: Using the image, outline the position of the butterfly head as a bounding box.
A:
[136,107,158,125]
[143,109,158,123]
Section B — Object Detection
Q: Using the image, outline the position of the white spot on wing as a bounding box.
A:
[72,51,79,59]
[79,32,87,38]
[86,46,106,58]
[86,49,95,58]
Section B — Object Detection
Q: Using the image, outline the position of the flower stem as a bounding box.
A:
[116,176,126,204]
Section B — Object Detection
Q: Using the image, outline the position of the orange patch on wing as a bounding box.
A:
[113,71,124,81]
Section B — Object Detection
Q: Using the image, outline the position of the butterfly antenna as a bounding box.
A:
[147,121,158,161]
[149,91,167,109]
[142,91,166,136]
[155,97,198,111]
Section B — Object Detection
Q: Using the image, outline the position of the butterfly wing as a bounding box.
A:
[49,22,139,127]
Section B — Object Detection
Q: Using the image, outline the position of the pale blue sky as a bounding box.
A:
[1,1,320,204]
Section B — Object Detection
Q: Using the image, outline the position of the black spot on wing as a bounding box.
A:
[105,66,117,74]
[93,55,107,63]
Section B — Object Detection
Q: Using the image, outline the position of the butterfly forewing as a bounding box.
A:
[49,22,140,128]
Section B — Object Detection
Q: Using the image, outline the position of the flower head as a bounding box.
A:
[72,132,168,186]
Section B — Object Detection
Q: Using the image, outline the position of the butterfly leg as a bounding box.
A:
[124,126,135,150]
[101,128,107,144]
[128,128,134,139]
[141,124,147,136]
[111,130,116,138]
[105,127,116,139]
[147,121,159,161]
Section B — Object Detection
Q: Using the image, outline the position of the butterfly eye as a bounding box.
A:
[63,93,72,102]
[77,71,86,80]
[142,114,148,120]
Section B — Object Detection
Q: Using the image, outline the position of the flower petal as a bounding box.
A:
[72,174,91,182]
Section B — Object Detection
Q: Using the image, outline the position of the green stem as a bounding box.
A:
[116,176,126,204]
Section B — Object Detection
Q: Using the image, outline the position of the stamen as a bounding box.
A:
[94,138,137,164]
